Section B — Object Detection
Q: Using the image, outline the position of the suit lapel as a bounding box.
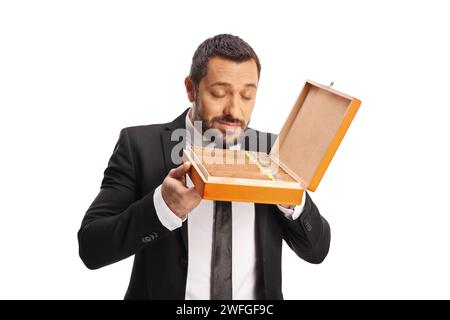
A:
[160,108,190,255]
[160,130,182,170]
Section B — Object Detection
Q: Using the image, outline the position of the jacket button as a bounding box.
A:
[304,221,312,232]
[142,236,152,243]
[142,232,159,243]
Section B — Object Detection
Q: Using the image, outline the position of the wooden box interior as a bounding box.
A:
[270,80,360,190]
[186,146,300,188]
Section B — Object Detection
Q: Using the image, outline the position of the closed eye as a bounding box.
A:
[211,92,226,98]
[241,89,255,101]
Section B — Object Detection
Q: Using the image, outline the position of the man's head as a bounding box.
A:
[185,34,261,146]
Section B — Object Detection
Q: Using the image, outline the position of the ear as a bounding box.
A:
[184,76,196,102]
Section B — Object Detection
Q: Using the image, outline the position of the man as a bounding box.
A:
[78,34,330,300]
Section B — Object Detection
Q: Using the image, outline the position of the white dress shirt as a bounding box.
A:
[153,109,306,299]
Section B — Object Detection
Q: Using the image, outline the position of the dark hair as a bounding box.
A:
[189,34,261,88]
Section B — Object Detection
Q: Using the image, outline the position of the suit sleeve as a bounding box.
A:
[276,191,306,220]
[277,191,331,264]
[77,128,171,270]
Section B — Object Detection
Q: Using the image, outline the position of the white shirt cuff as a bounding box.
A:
[276,190,307,221]
[153,184,185,231]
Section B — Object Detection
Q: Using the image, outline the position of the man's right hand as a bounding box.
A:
[161,161,202,220]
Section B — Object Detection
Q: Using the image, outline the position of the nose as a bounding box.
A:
[223,94,243,120]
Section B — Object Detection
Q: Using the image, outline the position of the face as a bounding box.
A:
[185,56,259,145]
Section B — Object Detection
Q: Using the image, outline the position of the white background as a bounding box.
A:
[1,0,449,299]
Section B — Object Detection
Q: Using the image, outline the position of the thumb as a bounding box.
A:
[168,161,191,179]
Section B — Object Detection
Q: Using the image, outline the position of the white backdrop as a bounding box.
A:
[1,0,449,299]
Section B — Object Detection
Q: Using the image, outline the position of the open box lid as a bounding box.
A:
[269,80,361,191]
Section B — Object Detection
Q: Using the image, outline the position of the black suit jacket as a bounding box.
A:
[78,108,331,300]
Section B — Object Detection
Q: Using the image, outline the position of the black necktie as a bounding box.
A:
[211,200,232,300]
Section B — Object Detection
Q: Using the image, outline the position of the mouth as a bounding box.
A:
[217,120,242,127]
[215,120,243,132]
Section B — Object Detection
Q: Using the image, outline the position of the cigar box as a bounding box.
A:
[182,80,361,205]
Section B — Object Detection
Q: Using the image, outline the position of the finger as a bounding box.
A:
[185,186,201,199]
[168,161,191,179]
[182,188,202,209]
[168,176,190,192]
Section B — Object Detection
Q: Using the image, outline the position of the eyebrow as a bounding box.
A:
[210,81,257,89]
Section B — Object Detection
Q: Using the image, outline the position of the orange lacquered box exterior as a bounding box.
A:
[184,157,305,205]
